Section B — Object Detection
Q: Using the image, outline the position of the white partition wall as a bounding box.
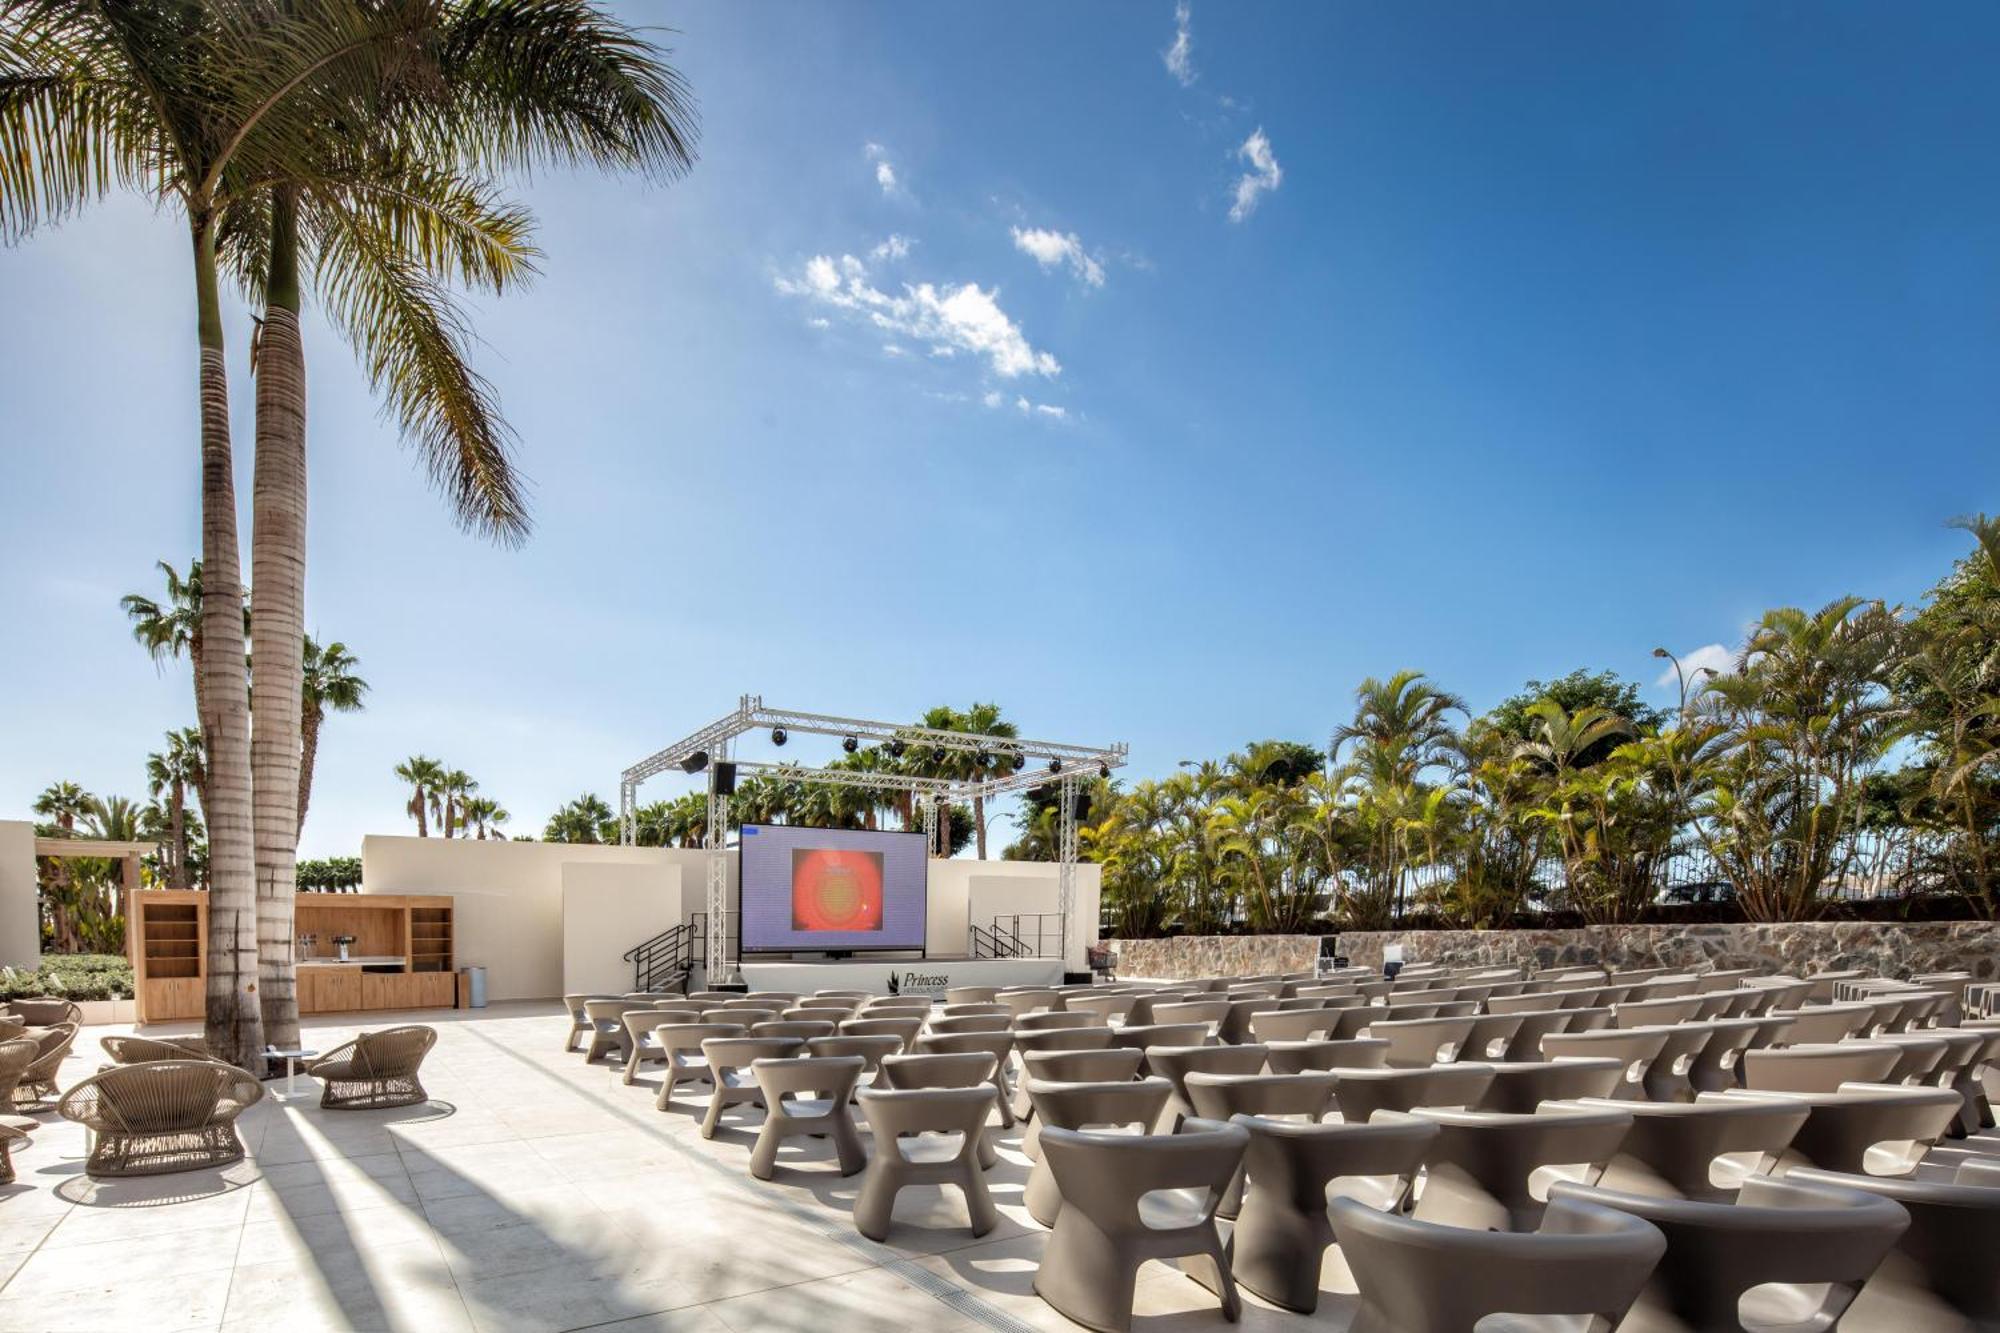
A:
[0,821,38,971]
[561,861,686,995]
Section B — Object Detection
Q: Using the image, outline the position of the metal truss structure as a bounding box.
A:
[620,695,1127,985]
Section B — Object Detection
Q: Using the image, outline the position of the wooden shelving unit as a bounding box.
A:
[128,889,208,1022]
[129,890,458,1022]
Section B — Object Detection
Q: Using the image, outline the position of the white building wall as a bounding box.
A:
[0,821,39,970]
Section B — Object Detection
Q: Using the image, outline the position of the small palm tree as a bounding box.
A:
[298,638,367,828]
[545,794,613,844]
[146,729,207,889]
[32,782,91,835]
[394,756,446,836]
[436,769,478,838]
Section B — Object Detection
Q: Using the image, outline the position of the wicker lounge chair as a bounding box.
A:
[100,1034,212,1064]
[58,1059,265,1177]
[13,1023,77,1109]
[0,1038,44,1130]
[7,998,82,1028]
[305,1026,437,1109]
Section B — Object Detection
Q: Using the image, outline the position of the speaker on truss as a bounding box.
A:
[712,761,738,796]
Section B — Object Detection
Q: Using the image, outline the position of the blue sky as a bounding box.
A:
[3,1,1997,856]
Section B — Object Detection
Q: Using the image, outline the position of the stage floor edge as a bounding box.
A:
[737,957,1064,996]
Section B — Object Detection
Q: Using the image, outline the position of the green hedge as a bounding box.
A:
[0,953,134,1002]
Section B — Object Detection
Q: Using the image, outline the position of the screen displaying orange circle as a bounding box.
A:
[790,848,886,932]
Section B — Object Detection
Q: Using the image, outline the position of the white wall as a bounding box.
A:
[561,861,687,995]
[361,833,1097,998]
[0,822,39,970]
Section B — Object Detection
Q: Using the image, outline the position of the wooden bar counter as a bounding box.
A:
[128,890,457,1022]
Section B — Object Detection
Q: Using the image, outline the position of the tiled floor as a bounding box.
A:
[1,1004,1994,1333]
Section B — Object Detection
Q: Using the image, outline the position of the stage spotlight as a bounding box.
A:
[887,738,907,758]
[1099,761,1112,779]
[680,750,709,775]
[842,735,859,753]
[771,727,788,746]
[1048,758,1064,775]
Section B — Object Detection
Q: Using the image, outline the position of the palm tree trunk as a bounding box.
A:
[973,793,988,860]
[252,189,307,1050]
[169,780,187,890]
[298,707,321,829]
[194,214,266,1068]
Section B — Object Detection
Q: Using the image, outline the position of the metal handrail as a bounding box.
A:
[623,921,693,990]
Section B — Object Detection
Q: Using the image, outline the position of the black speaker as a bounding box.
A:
[712,761,737,796]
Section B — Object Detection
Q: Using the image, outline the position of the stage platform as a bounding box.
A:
[738,956,1064,996]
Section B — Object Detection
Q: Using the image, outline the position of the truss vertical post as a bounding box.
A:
[1056,770,1079,969]
[705,740,733,986]
[619,781,635,846]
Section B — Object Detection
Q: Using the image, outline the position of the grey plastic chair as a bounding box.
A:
[1741,1041,1902,1093]
[1459,1011,1526,1062]
[1789,1164,2000,1331]
[583,999,649,1063]
[1182,1070,1337,1216]
[1639,1022,1719,1103]
[1772,1003,1877,1044]
[697,1035,803,1138]
[1473,1057,1624,1113]
[1022,1077,1174,1227]
[1063,991,1138,1026]
[1104,1022,1211,1061]
[1501,1008,1577,1061]
[839,1015,924,1048]
[913,1030,1017,1126]
[619,1007,702,1085]
[1364,1015,1477,1068]
[1718,1085,1963,1177]
[1244,1007,1333,1043]
[1686,1017,1765,1093]
[1614,996,1706,1028]
[1541,1026,1672,1100]
[997,988,1060,1018]
[652,1022,744,1111]
[1018,1046,1148,1161]
[876,1050,1002,1168]
[1329,1190,1666,1333]
[1143,1043,1269,1132]
[937,1001,1011,1019]
[1584,1095,1811,1201]
[1212,1113,1437,1313]
[1008,1026,1115,1118]
[1410,1103,1634,1230]
[944,985,999,1005]
[1866,1032,1950,1086]
[749,1019,837,1040]
[1033,1116,1249,1333]
[853,1085,997,1241]
[1328,1063,1497,1123]
[1265,1037,1390,1074]
[924,1014,1013,1035]
[804,1033,903,1095]
[1151,999,1231,1036]
[1550,1174,1909,1333]
[746,1054,866,1180]
[563,993,620,1053]
[1014,1010,1098,1033]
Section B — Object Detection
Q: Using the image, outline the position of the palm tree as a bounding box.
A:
[436,769,477,838]
[461,796,508,840]
[121,560,214,725]
[395,756,446,836]
[953,702,1018,859]
[545,794,613,844]
[298,638,367,828]
[31,782,89,835]
[146,728,206,889]
[3,2,435,1065]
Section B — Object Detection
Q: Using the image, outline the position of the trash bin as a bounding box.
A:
[462,966,487,1009]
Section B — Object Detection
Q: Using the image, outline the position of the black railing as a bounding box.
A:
[987,912,1064,960]
[686,911,740,972]
[969,922,1028,960]
[622,922,692,991]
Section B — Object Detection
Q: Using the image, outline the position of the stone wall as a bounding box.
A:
[1113,935,1320,980]
[1339,920,2000,980]
[1112,920,1999,981]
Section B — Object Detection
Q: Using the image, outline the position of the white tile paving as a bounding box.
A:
[1,1001,1994,1333]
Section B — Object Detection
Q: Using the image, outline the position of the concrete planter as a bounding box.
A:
[75,996,136,1026]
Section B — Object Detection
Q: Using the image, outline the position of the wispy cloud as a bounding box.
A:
[864,142,905,198]
[776,252,1060,379]
[1654,643,1736,690]
[1163,1,1196,87]
[1228,127,1283,222]
[869,234,914,262]
[1010,226,1106,288]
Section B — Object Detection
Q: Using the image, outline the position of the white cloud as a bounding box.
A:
[807,317,829,329]
[1163,1,1196,87]
[982,390,1004,409]
[775,252,1061,379]
[882,343,908,357]
[1228,128,1283,222]
[1012,394,1068,421]
[869,234,914,262]
[865,142,903,197]
[1011,226,1106,288]
[1654,643,1736,690]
